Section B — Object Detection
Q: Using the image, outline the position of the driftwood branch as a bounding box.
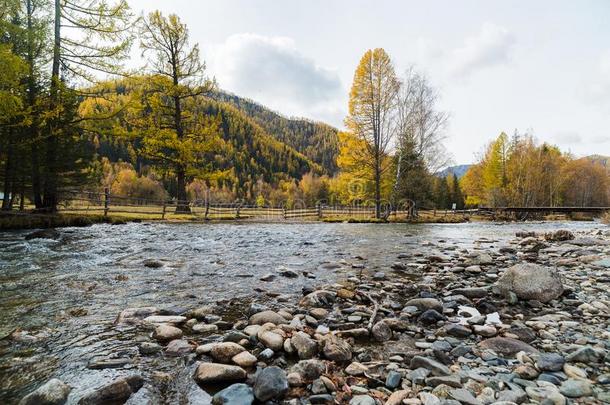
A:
[357,290,380,331]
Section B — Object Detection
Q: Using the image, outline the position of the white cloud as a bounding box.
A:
[584,50,610,106]
[553,131,582,144]
[206,33,345,124]
[448,23,515,78]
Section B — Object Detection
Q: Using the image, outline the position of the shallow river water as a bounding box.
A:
[0,221,604,403]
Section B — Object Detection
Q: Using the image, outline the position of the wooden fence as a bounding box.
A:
[44,188,471,221]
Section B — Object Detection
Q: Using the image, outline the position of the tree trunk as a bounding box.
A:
[31,143,42,208]
[19,180,25,211]
[175,167,190,213]
[42,0,62,212]
[172,59,190,213]
[27,0,43,209]
[2,141,14,211]
[375,157,381,219]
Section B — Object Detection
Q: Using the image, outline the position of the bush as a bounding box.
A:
[110,168,167,203]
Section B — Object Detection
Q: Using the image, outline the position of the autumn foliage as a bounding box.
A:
[461,132,610,208]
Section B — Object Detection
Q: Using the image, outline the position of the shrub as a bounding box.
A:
[110,168,167,203]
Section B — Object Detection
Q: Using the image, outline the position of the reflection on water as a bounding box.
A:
[0,221,602,402]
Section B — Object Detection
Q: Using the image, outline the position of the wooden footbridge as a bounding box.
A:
[478,206,610,215]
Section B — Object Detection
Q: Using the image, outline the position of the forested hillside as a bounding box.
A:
[461,133,610,207]
[85,79,321,201]
[214,92,339,174]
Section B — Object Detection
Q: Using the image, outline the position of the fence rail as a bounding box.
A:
[7,188,532,221]
[35,188,472,221]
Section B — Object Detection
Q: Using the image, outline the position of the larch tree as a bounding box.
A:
[481,132,510,206]
[346,48,400,218]
[139,11,216,213]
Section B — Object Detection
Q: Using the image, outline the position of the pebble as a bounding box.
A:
[212,383,254,405]
[164,339,193,356]
[152,324,182,342]
[385,370,402,388]
[210,342,246,363]
[194,363,247,384]
[559,379,592,398]
[349,395,376,405]
[253,366,288,401]
[345,362,368,376]
[536,353,565,371]
[231,351,257,368]
[249,311,288,325]
[410,356,450,376]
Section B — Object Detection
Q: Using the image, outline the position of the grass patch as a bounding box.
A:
[0,213,111,230]
[567,212,595,221]
[0,210,246,231]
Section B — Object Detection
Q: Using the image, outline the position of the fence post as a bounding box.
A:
[103,187,109,217]
[283,207,286,220]
[204,200,209,220]
[317,203,322,219]
[161,201,167,219]
[236,205,240,219]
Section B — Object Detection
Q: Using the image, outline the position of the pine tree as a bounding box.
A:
[43,0,132,211]
[450,173,464,209]
[394,139,431,209]
[434,176,450,209]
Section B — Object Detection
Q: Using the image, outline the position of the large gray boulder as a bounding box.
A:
[496,263,563,303]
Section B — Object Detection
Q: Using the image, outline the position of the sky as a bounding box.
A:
[129,0,610,164]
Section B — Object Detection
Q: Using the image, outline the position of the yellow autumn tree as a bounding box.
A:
[345,48,400,217]
[331,131,394,206]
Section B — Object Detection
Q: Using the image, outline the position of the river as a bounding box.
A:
[0,221,604,403]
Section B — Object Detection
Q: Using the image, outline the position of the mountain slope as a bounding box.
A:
[438,164,471,179]
[87,79,321,198]
[195,99,322,193]
[585,154,609,169]
[214,91,339,174]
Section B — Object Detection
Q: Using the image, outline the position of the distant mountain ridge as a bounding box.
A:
[438,164,471,179]
[585,154,609,168]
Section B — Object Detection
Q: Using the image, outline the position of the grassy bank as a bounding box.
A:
[3,210,605,231]
[0,213,116,230]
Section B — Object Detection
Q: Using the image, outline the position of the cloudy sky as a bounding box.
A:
[129,0,610,164]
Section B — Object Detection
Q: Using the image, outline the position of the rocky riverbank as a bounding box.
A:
[16,227,610,405]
